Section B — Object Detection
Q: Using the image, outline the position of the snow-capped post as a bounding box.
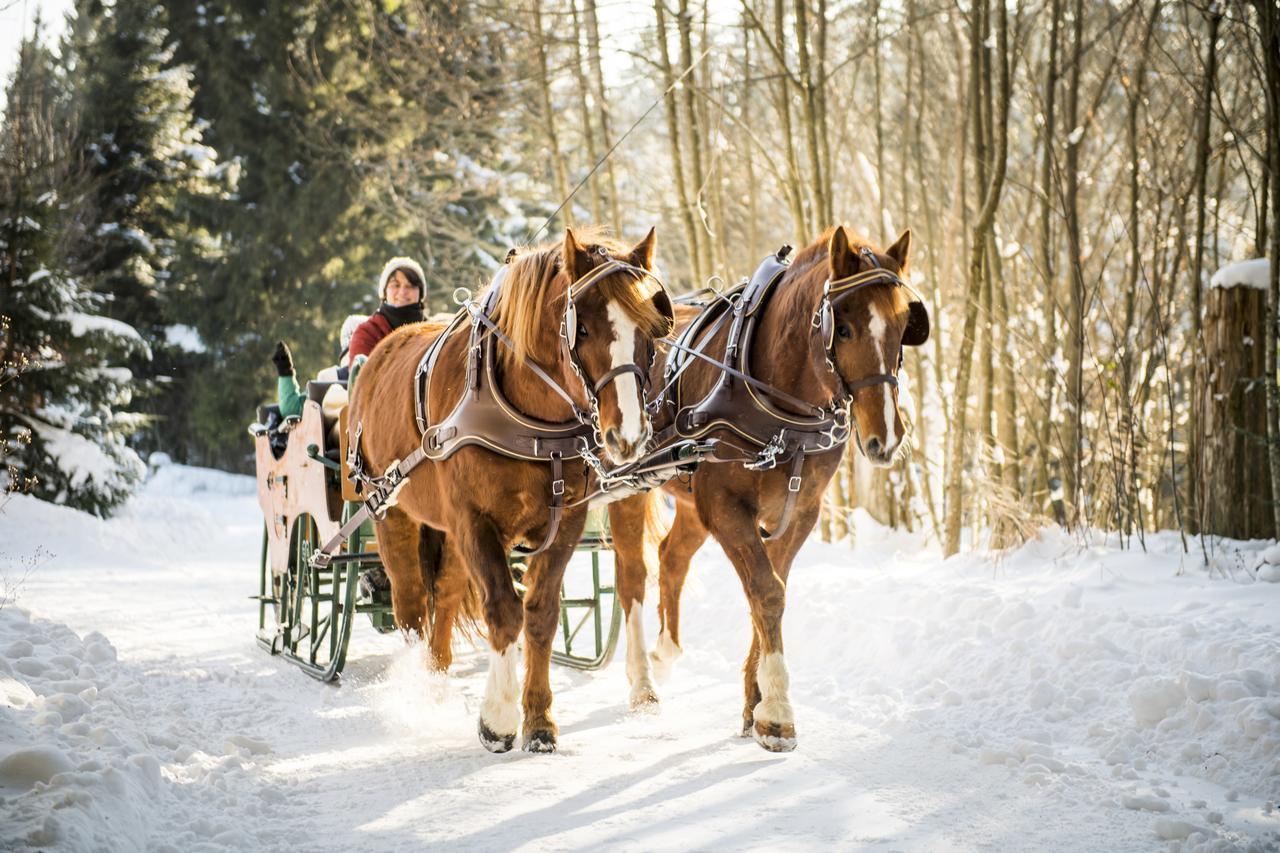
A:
[1202,260,1273,538]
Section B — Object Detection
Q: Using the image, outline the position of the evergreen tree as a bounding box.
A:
[159,0,515,467]
[60,0,230,464]
[0,30,147,516]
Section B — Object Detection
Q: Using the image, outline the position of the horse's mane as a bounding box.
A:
[490,227,668,366]
[775,226,896,329]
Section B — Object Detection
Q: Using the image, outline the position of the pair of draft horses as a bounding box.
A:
[348,223,928,754]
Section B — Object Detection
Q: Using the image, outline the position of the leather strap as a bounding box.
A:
[514,452,565,556]
[760,449,806,541]
[592,362,649,395]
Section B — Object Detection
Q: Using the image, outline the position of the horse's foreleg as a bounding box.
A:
[374,508,429,641]
[518,526,580,753]
[456,517,524,753]
[425,537,468,672]
[706,499,796,753]
[650,505,707,684]
[608,496,658,709]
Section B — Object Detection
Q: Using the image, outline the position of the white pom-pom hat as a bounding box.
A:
[378,256,426,303]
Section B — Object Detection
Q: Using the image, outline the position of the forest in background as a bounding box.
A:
[2,0,1279,558]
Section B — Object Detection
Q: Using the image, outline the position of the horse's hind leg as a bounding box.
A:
[375,507,429,641]
[608,495,659,709]
[649,504,707,684]
[518,521,582,752]
[455,516,524,753]
[425,535,470,672]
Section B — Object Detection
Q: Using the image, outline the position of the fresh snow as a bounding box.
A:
[162,324,207,354]
[1,465,1278,851]
[58,310,146,347]
[1210,259,1271,291]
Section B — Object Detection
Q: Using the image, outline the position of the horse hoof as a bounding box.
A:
[753,719,797,752]
[522,730,557,753]
[478,720,515,753]
[629,683,660,712]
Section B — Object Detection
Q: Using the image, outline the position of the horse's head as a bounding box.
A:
[558,227,673,466]
[819,225,930,467]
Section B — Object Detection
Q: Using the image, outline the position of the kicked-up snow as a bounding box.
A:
[1,464,1278,851]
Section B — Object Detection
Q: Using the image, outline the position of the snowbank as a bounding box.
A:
[1,468,1278,850]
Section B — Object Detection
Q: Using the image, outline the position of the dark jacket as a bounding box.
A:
[349,303,423,361]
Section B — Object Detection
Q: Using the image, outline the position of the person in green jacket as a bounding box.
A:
[270,314,365,418]
[271,342,306,418]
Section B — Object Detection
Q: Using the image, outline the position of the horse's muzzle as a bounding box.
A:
[603,425,649,467]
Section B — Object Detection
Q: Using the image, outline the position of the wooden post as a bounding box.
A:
[1201,269,1273,539]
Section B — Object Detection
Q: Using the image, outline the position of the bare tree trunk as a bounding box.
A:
[742,15,760,262]
[1187,5,1223,535]
[794,0,828,227]
[583,0,622,233]
[654,0,700,286]
[1036,0,1063,524]
[1256,0,1280,538]
[1062,0,1085,523]
[872,0,887,235]
[816,0,833,224]
[1118,0,1160,538]
[677,0,713,283]
[532,0,573,229]
[569,1,602,224]
[945,0,1009,556]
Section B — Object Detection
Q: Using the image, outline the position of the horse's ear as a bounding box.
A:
[563,228,592,281]
[630,226,657,270]
[828,225,856,278]
[902,299,930,347]
[887,228,912,270]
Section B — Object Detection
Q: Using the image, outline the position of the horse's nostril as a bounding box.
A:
[866,437,883,457]
[605,427,623,452]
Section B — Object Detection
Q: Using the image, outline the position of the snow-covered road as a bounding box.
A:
[2,465,1278,851]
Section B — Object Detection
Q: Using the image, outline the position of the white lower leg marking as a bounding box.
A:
[649,628,682,684]
[625,607,657,705]
[480,642,520,736]
[754,651,795,727]
[607,302,644,447]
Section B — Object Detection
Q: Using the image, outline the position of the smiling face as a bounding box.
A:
[384,269,421,307]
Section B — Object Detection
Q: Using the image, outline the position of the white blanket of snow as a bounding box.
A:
[2,465,1279,852]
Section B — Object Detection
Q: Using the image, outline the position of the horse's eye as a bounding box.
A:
[836,324,852,340]
[577,323,588,340]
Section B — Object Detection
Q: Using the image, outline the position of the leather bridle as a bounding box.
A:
[813,246,920,399]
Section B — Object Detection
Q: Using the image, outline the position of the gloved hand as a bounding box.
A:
[272,341,295,377]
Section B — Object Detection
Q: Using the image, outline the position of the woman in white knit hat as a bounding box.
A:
[348,256,427,362]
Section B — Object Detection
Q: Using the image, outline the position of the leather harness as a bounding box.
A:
[311,246,912,569]
[317,256,669,568]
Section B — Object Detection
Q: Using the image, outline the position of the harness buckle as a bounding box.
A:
[788,475,802,493]
[552,478,565,497]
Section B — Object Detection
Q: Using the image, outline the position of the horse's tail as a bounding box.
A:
[640,490,670,585]
[419,526,485,644]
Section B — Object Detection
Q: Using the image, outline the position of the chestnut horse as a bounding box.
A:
[348,228,673,753]
[607,225,929,751]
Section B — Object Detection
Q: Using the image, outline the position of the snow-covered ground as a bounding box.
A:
[2,464,1279,852]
